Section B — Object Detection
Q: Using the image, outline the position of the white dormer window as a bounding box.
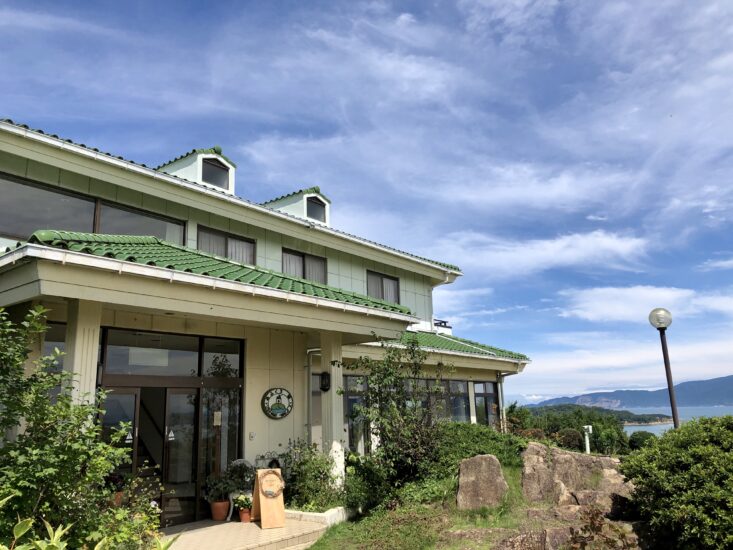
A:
[307,196,327,222]
[202,158,229,190]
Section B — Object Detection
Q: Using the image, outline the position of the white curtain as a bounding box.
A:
[228,237,254,265]
[305,255,327,284]
[383,276,399,303]
[283,250,304,278]
[198,228,226,257]
[367,271,382,299]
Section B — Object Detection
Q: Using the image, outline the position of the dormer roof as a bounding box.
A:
[155,146,237,170]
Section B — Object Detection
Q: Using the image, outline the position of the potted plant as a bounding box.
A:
[206,474,233,521]
[234,494,252,523]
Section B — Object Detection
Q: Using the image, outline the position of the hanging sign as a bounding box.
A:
[261,388,294,419]
[252,468,286,529]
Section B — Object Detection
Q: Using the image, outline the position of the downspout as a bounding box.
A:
[305,348,321,445]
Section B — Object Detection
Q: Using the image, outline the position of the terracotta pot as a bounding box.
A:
[210,500,230,521]
[238,508,251,523]
[113,491,124,507]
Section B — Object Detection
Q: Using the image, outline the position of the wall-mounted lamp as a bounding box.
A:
[319,372,331,392]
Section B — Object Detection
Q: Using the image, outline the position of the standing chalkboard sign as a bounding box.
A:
[251,468,286,529]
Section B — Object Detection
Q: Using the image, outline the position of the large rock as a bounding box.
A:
[456,454,509,509]
[521,442,632,513]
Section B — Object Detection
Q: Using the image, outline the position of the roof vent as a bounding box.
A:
[156,147,236,195]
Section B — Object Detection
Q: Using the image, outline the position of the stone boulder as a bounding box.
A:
[521,442,632,514]
[456,454,509,509]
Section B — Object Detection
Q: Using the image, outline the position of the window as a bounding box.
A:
[306,197,326,222]
[343,375,369,454]
[105,330,199,376]
[474,382,499,427]
[202,158,229,189]
[0,176,95,240]
[282,249,327,284]
[198,226,255,265]
[366,271,399,303]
[99,203,184,245]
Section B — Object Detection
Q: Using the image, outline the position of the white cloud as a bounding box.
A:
[433,287,494,315]
[698,257,733,271]
[430,230,647,280]
[559,285,733,323]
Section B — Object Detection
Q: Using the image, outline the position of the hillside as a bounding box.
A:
[526,404,671,424]
[538,374,733,408]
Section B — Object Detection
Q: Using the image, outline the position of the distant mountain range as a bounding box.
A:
[536,375,733,408]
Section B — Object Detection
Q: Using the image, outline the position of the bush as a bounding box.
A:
[0,307,161,548]
[344,453,393,512]
[282,439,343,512]
[627,430,656,450]
[621,416,733,549]
[554,427,584,451]
[420,422,526,481]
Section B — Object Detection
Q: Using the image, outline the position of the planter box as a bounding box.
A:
[285,506,353,527]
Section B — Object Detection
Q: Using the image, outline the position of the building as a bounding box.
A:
[0,119,529,525]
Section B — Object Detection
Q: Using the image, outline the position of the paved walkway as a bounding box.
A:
[162,519,326,550]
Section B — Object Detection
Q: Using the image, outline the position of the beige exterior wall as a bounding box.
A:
[0,145,446,321]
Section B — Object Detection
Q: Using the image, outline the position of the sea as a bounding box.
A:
[623,406,733,436]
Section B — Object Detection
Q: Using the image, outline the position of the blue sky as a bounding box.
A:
[3,1,733,401]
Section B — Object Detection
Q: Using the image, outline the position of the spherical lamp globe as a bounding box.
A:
[648,308,672,329]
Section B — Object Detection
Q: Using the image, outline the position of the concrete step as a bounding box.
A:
[163,518,326,550]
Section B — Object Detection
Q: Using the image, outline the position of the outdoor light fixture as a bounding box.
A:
[319,372,331,392]
[648,308,680,429]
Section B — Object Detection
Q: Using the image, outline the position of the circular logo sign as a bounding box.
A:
[261,387,293,419]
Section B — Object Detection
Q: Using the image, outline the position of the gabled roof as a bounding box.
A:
[399,330,529,361]
[0,119,461,274]
[23,230,411,315]
[155,146,237,170]
[261,186,331,205]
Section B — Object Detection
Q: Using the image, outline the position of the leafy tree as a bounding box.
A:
[621,416,733,549]
[0,307,161,548]
[554,427,584,451]
[628,430,656,450]
[505,402,532,433]
[344,339,446,484]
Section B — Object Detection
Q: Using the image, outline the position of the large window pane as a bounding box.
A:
[366,271,400,304]
[100,203,184,245]
[105,330,198,376]
[202,159,229,189]
[0,178,94,240]
[202,338,240,377]
[306,197,326,222]
[474,381,499,427]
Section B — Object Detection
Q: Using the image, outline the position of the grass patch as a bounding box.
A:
[313,466,539,549]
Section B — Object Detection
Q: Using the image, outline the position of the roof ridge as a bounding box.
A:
[261,186,331,205]
[155,146,237,170]
[0,118,460,273]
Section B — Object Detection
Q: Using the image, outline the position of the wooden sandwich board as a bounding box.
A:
[252,468,285,529]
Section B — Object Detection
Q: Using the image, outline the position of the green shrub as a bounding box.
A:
[0,307,161,548]
[627,430,656,450]
[554,427,584,451]
[420,422,526,480]
[344,453,392,512]
[283,439,343,512]
[621,416,733,549]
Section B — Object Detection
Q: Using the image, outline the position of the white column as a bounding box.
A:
[497,374,506,433]
[64,300,102,403]
[468,381,477,424]
[320,331,344,481]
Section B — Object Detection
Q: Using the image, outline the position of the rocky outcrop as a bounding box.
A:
[521,442,632,514]
[456,454,509,509]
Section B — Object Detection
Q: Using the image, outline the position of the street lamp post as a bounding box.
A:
[648,308,680,429]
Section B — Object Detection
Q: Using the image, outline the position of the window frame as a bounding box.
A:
[98,200,186,244]
[306,196,327,223]
[281,248,328,284]
[201,157,230,190]
[197,225,256,265]
[366,270,400,304]
[474,381,499,427]
[0,171,186,244]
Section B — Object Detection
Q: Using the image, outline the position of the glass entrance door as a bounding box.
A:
[162,389,198,526]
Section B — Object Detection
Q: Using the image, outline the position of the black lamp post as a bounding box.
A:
[648,308,680,429]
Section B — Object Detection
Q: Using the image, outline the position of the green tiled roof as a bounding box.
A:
[399,331,529,361]
[26,230,411,315]
[155,146,237,169]
[261,186,331,205]
[0,119,461,274]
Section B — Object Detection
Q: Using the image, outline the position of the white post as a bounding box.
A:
[64,300,102,403]
[582,425,593,454]
[320,331,344,483]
